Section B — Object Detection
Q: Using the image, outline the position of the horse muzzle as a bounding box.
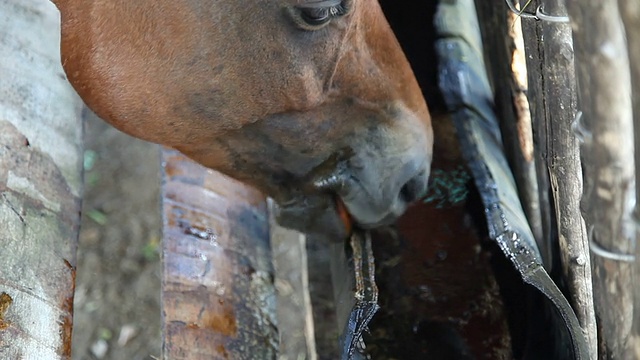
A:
[333,154,430,229]
[298,128,432,236]
[273,105,433,239]
[275,156,430,240]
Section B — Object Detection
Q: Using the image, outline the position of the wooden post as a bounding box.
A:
[517,0,598,356]
[566,0,636,358]
[618,0,640,352]
[0,0,84,358]
[161,149,278,359]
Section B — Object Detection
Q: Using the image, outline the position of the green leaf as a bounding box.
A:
[98,327,112,340]
[86,209,108,225]
[142,236,160,262]
[83,150,98,171]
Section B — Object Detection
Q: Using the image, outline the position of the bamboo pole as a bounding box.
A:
[566,0,636,357]
[0,0,84,358]
[518,1,597,356]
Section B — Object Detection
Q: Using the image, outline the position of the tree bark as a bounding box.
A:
[0,0,84,358]
[566,0,636,358]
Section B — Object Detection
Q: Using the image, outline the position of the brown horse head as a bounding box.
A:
[53,0,433,238]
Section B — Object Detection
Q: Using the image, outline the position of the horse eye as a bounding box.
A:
[300,8,332,27]
[291,1,350,30]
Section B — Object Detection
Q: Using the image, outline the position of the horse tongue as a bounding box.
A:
[335,197,353,236]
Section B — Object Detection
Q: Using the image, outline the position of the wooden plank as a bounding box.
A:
[161,149,277,360]
[0,0,84,358]
[305,236,340,359]
[473,0,545,261]
[269,200,317,360]
[565,1,636,358]
[517,0,598,355]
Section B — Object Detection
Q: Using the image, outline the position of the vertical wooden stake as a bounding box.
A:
[567,0,635,357]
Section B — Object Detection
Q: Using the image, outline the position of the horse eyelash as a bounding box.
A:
[300,0,343,10]
[299,1,349,18]
[330,4,347,16]
[289,0,351,30]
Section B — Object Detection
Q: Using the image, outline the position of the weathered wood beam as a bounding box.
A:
[0,1,84,358]
[518,1,597,356]
[474,1,545,263]
[566,0,636,357]
[516,2,556,273]
[161,149,278,359]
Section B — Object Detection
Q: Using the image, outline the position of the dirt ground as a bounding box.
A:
[72,109,161,360]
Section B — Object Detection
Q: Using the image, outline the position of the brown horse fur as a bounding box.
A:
[52,0,433,238]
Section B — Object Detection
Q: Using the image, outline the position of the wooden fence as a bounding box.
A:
[2,0,640,359]
[478,0,640,358]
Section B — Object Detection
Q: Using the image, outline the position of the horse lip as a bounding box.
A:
[352,211,399,229]
[335,197,353,235]
[337,195,405,230]
[313,170,406,229]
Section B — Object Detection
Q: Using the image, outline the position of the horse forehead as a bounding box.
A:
[58,0,395,129]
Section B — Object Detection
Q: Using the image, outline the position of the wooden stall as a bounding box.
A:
[4,0,640,359]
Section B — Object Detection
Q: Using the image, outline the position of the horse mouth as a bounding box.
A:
[334,194,407,232]
[335,197,353,235]
[273,184,413,240]
[334,197,403,233]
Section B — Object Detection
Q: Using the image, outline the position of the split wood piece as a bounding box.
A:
[330,230,379,360]
[161,148,277,360]
[566,1,636,358]
[268,199,318,360]
[472,0,545,263]
[516,0,597,355]
[0,1,84,358]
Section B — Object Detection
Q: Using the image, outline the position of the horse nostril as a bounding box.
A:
[399,169,428,204]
